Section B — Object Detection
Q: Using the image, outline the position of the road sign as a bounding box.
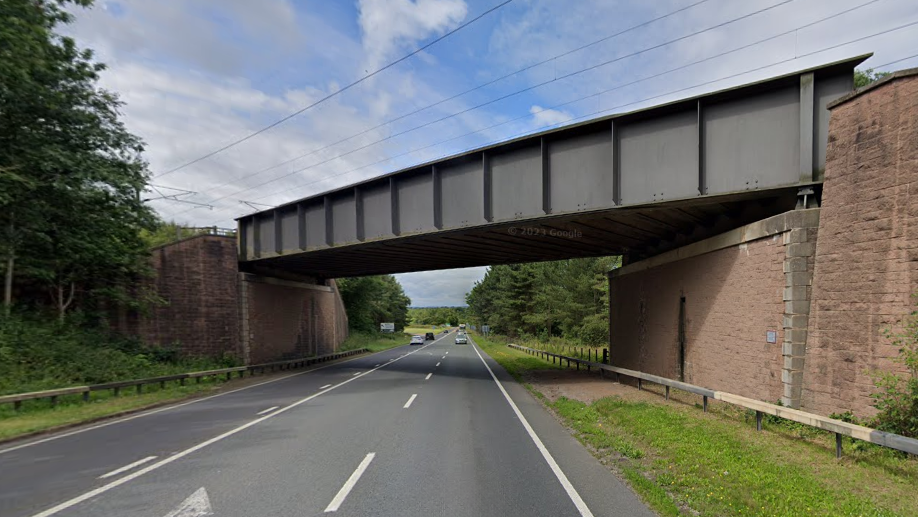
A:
[380,322,395,333]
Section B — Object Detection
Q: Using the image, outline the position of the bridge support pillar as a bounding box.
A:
[781,209,820,409]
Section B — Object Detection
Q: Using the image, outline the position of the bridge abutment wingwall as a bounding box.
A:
[609,209,819,408]
[608,68,918,417]
[114,235,348,364]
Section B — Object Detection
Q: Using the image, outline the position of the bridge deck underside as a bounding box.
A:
[247,189,796,278]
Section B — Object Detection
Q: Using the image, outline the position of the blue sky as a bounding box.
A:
[67,0,918,306]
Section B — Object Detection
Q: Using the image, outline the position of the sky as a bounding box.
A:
[65,0,918,307]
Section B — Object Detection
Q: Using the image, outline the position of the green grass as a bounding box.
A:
[338,331,412,353]
[0,315,237,396]
[0,378,224,441]
[477,335,918,517]
[0,328,399,443]
[403,326,442,335]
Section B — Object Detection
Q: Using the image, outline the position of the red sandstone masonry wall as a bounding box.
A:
[610,235,787,403]
[242,276,349,364]
[803,73,918,417]
[119,235,349,363]
[135,235,242,358]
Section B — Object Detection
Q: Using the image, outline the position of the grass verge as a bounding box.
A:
[339,331,412,353]
[473,333,918,517]
[0,379,223,442]
[1,333,396,443]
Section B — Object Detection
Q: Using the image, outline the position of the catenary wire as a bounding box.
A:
[153,0,515,178]
[166,0,800,218]
[204,17,917,220]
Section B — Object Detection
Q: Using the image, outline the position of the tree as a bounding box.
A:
[337,275,411,333]
[466,256,622,343]
[854,68,892,88]
[0,0,155,317]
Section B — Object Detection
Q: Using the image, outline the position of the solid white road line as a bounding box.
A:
[324,453,376,513]
[471,342,595,517]
[0,345,405,456]
[403,394,417,409]
[27,339,443,517]
[256,406,279,416]
[320,384,333,390]
[98,456,157,480]
[436,362,440,367]
[425,373,432,380]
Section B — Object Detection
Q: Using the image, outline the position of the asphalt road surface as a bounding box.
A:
[0,330,654,517]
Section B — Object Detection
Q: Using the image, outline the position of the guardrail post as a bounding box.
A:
[638,378,642,391]
[180,378,186,386]
[703,396,708,413]
[83,391,90,402]
[225,372,231,381]
[603,348,609,364]
[113,387,120,396]
[836,433,842,458]
[196,377,201,384]
[14,400,21,411]
[160,381,166,390]
[756,411,763,431]
[50,396,57,407]
[665,386,670,400]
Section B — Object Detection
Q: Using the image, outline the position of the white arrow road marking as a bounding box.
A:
[325,453,375,513]
[164,487,212,517]
[98,456,157,479]
[256,406,279,416]
[26,340,441,517]
[403,394,417,409]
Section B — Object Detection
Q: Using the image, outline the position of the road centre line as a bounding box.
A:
[324,452,376,513]
[0,344,407,456]
[98,456,157,480]
[471,340,595,517]
[425,373,432,380]
[320,384,332,390]
[256,406,279,415]
[436,362,440,367]
[26,338,446,517]
[403,394,417,409]
[352,372,361,376]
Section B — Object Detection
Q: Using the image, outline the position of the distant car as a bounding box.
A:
[455,333,468,345]
[410,335,425,345]
[425,332,435,340]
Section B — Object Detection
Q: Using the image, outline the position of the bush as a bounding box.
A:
[0,314,236,395]
[578,315,608,346]
[871,310,918,438]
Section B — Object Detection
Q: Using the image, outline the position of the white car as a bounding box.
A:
[455,333,468,345]
[410,335,425,345]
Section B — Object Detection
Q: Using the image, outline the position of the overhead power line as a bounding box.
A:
[231,14,915,210]
[162,0,713,201]
[166,0,797,218]
[154,0,516,179]
[188,9,917,225]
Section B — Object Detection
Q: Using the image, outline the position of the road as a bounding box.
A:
[0,330,653,517]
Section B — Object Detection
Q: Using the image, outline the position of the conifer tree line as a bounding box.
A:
[465,257,621,344]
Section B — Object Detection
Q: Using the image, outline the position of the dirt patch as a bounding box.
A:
[522,368,684,405]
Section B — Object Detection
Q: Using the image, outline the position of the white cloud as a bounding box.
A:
[529,105,572,128]
[396,266,488,307]
[357,0,468,71]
